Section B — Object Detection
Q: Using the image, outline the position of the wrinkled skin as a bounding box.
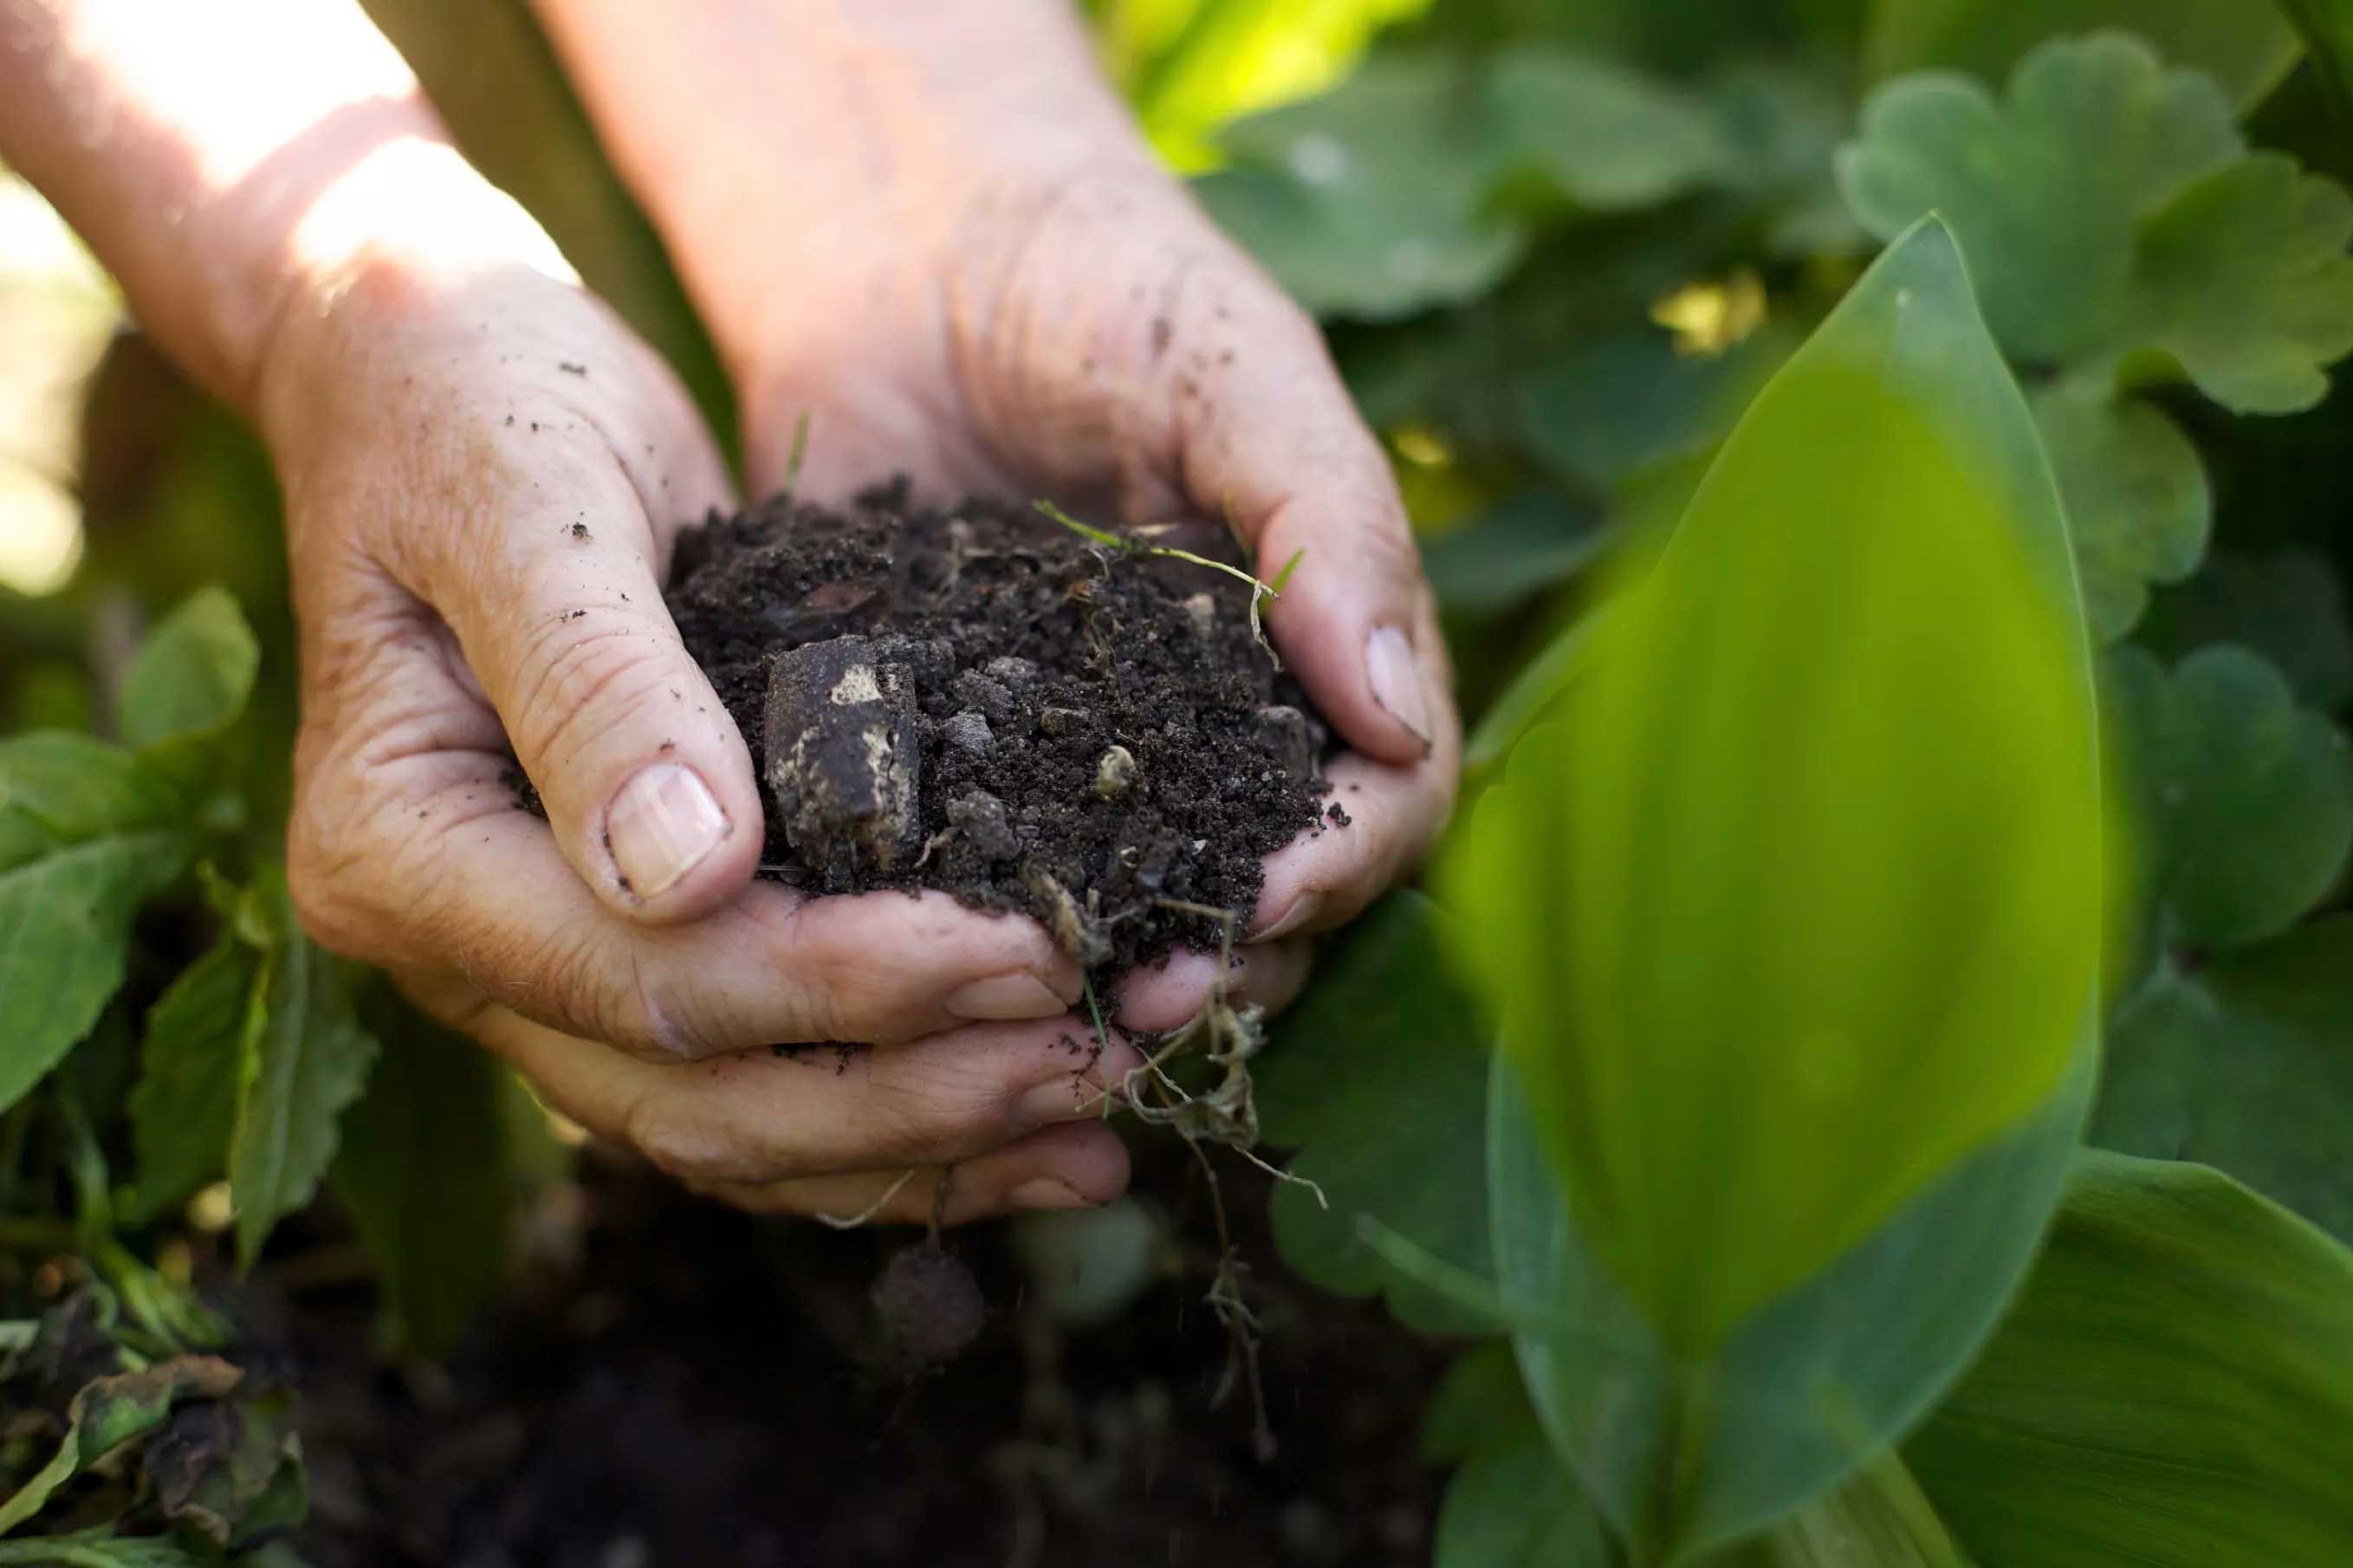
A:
[10,0,1460,1224]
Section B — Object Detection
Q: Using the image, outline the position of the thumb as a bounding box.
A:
[432,423,755,923]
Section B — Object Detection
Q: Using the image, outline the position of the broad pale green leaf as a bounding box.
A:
[1863,1,2301,107]
[0,734,189,1113]
[2104,644,2353,950]
[126,936,264,1221]
[0,1355,240,1534]
[1483,45,1733,210]
[2031,389,2208,643]
[1433,1437,1612,1568]
[2095,921,2353,1240]
[1841,34,2353,412]
[229,874,379,1270]
[116,587,258,751]
[2138,547,2353,711]
[332,988,538,1357]
[1448,219,2105,1355]
[1255,891,1494,1335]
[1196,55,1529,319]
[1490,1037,2094,1562]
[1906,1153,2353,1567]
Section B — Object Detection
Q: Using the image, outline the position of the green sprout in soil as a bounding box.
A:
[1033,500,1300,669]
[779,410,813,502]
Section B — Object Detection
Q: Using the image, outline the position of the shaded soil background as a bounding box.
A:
[256,1141,1449,1568]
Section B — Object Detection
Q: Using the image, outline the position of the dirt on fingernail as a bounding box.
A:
[638,480,1333,975]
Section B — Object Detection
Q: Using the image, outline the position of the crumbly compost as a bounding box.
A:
[653,482,1333,973]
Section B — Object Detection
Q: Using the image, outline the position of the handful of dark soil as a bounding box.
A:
[659,483,1335,975]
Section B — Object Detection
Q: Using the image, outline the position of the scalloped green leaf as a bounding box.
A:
[2032,388,2209,643]
[1840,33,2353,411]
[2138,548,2353,712]
[2095,921,2353,1241]
[1432,1436,1611,1568]
[1906,1153,2353,1567]
[1482,44,1734,210]
[1254,891,1494,1336]
[2105,644,2353,950]
[1195,54,1530,320]
[1448,218,2105,1358]
[1864,0,2300,107]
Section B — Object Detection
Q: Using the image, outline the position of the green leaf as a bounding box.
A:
[1863,1,2302,108]
[1432,1437,1612,1568]
[1514,327,1792,495]
[0,1355,240,1534]
[1254,891,1494,1336]
[1906,1153,2353,1567]
[228,874,379,1270]
[1446,218,2106,1356]
[0,735,190,1114]
[116,588,258,751]
[2031,388,2209,643]
[2129,152,2353,414]
[1195,54,1529,319]
[2094,921,2353,1240]
[332,988,536,1357]
[127,936,265,1222]
[1482,44,1734,211]
[1840,33,2353,412]
[2137,547,2353,712]
[0,1532,215,1567]
[1417,1339,1532,1464]
[1489,1037,2094,1562]
[2282,0,2353,132]
[2104,644,2353,951]
[1421,491,1612,618]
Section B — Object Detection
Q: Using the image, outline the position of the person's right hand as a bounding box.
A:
[257,163,1310,1223]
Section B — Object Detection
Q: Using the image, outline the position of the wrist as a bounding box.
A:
[253,139,578,459]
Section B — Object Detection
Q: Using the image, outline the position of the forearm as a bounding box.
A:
[530,0,1156,381]
[0,0,562,419]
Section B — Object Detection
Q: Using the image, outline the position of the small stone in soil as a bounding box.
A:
[763,634,935,878]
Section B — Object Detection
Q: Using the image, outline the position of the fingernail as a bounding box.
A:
[948,973,1069,1022]
[1255,891,1325,942]
[606,763,729,897]
[1366,624,1432,748]
[1014,1073,1097,1128]
[1006,1176,1093,1212]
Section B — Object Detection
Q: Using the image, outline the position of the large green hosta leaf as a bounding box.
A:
[1448,217,2104,1361]
[1906,1153,2353,1566]
[1255,891,1494,1335]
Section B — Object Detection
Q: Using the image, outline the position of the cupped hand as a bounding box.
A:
[714,166,1464,997]
[255,197,1302,1223]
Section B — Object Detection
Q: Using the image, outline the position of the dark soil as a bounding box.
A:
[656,483,1334,974]
[269,1143,1449,1568]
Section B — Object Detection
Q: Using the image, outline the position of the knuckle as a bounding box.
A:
[508,619,684,781]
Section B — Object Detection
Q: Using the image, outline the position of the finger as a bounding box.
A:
[290,635,1084,1056]
[472,1008,1144,1186]
[399,328,755,925]
[1154,253,1454,767]
[1248,746,1460,943]
[686,1122,1134,1223]
[1111,936,1313,1033]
